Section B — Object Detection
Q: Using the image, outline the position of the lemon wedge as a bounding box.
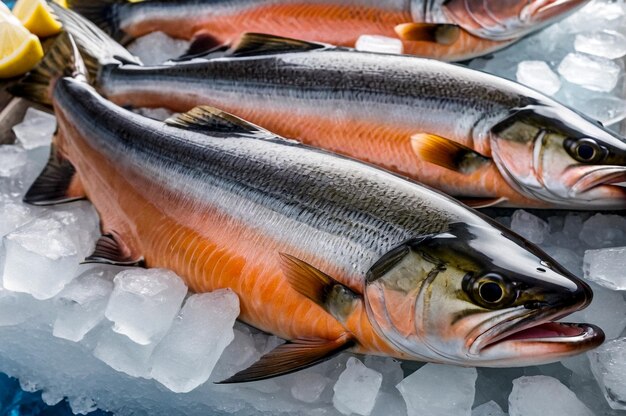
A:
[12,0,62,38]
[0,10,44,78]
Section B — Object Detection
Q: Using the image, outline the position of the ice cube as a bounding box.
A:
[472,400,506,416]
[105,268,187,345]
[0,288,40,326]
[370,391,407,416]
[0,200,31,237]
[2,216,80,300]
[41,389,64,406]
[508,375,594,416]
[333,357,382,416]
[68,395,97,415]
[11,108,56,150]
[53,267,115,342]
[93,328,156,378]
[211,326,259,381]
[150,290,239,393]
[363,355,404,387]
[291,372,330,403]
[579,214,626,248]
[510,210,549,244]
[557,53,620,92]
[583,247,626,290]
[355,35,403,55]
[588,337,626,410]
[0,145,27,177]
[561,354,592,378]
[566,282,626,339]
[516,61,561,95]
[575,30,626,59]
[397,364,477,416]
[127,32,190,65]
[582,96,626,126]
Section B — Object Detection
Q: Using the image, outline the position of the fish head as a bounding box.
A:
[442,0,588,41]
[489,104,626,209]
[364,222,603,366]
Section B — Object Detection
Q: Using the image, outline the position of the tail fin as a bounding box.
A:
[8,32,87,106]
[49,3,141,68]
[65,0,128,43]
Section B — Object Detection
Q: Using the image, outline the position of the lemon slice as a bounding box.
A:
[12,0,62,38]
[0,12,44,78]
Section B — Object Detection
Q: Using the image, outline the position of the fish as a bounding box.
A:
[12,31,604,382]
[67,0,588,62]
[42,6,626,210]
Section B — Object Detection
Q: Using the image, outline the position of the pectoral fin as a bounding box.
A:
[217,335,354,383]
[23,143,86,206]
[411,133,490,174]
[83,233,144,266]
[279,253,360,323]
[395,23,461,45]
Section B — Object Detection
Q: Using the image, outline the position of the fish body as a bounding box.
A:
[13,33,604,381]
[53,10,626,210]
[68,0,588,61]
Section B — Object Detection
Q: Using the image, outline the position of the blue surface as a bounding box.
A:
[2,0,15,9]
[0,373,110,416]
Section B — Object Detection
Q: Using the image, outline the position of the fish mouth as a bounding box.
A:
[522,0,588,24]
[469,306,604,365]
[570,166,626,195]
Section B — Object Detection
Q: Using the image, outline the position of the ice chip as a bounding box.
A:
[397,363,477,416]
[579,214,626,248]
[150,290,239,393]
[211,326,258,380]
[508,375,593,416]
[41,389,64,406]
[583,96,626,126]
[363,355,404,387]
[291,372,330,403]
[105,268,187,345]
[2,216,80,300]
[0,145,27,177]
[583,247,626,290]
[93,328,156,378]
[12,108,56,150]
[472,400,506,416]
[355,35,403,55]
[53,267,115,342]
[333,357,382,416]
[510,210,549,244]
[588,337,626,410]
[557,53,620,92]
[127,32,190,65]
[68,395,97,415]
[574,30,626,59]
[516,61,561,95]
[0,201,31,237]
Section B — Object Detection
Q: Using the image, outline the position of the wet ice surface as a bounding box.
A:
[470,0,626,126]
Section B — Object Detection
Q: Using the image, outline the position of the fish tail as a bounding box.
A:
[8,32,88,106]
[66,0,127,42]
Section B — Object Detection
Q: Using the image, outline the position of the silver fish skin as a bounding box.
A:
[84,36,626,210]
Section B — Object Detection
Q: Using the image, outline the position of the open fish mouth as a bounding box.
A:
[469,306,604,364]
[571,166,626,195]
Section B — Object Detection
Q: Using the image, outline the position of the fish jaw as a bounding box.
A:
[465,278,605,366]
[442,0,588,41]
[566,166,626,209]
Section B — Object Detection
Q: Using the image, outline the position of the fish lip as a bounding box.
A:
[523,0,588,24]
[570,166,626,194]
[469,299,592,355]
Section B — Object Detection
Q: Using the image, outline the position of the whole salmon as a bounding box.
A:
[14,32,603,382]
[67,0,588,61]
[46,7,626,210]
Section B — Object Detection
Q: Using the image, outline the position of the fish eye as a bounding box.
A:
[565,138,606,163]
[463,272,516,309]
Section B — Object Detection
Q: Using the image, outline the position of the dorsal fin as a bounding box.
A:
[164,106,273,137]
[228,32,328,57]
